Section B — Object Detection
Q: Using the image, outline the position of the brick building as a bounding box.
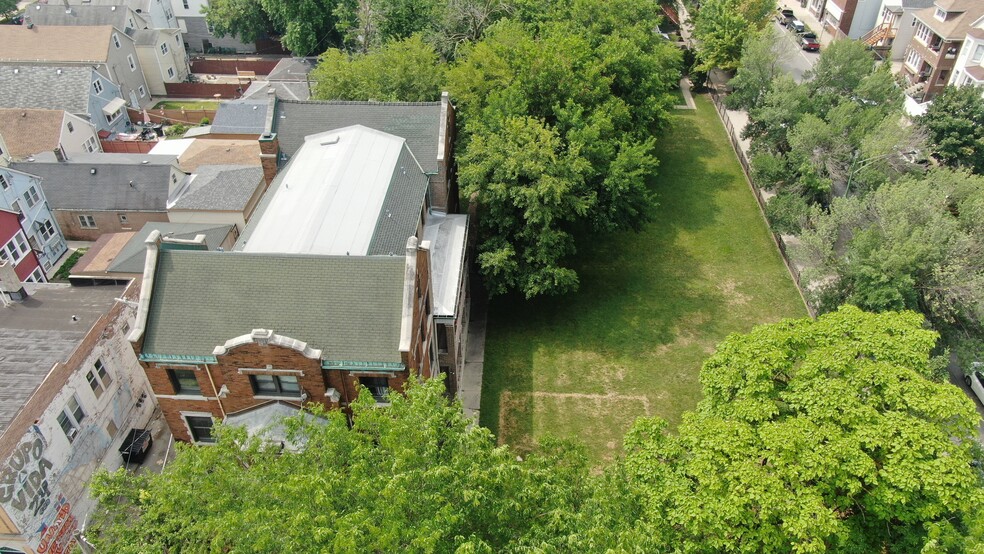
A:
[129,124,468,444]
[898,0,984,100]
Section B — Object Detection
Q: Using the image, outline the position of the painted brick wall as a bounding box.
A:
[54,209,168,241]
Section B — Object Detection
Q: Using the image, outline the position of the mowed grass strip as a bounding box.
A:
[480,95,807,464]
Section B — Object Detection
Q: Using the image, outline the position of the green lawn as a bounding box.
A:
[152,100,219,110]
[479,95,807,464]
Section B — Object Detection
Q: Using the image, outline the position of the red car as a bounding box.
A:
[801,34,820,51]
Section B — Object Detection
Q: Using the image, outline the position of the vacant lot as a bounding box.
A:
[480,95,807,464]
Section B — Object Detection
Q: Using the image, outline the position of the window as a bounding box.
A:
[0,174,8,190]
[25,267,44,283]
[436,325,449,353]
[92,80,103,94]
[905,48,922,70]
[249,374,301,397]
[160,42,169,55]
[23,186,39,208]
[127,54,136,71]
[915,22,932,45]
[112,33,121,49]
[78,214,96,229]
[0,232,30,264]
[67,121,74,133]
[935,8,946,21]
[87,359,113,398]
[138,85,146,98]
[167,67,175,79]
[58,395,86,442]
[185,415,215,443]
[108,106,124,123]
[38,220,56,242]
[10,201,20,214]
[168,369,201,395]
[359,376,389,402]
[182,0,188,8]
[119,213,128,224]
[83,136,97,153]
[973,44,984,63]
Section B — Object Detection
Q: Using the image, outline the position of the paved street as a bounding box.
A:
[773,20,821,83]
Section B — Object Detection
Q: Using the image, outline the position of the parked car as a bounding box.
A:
[801,34,820,51]
[789,19,805,32]
[776,8,794,25]
[965,370,984,406]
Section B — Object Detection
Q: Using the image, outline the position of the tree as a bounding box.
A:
[725,26,787,111]
[692,0,773,72]
[920,84,984,174]
[0,0,17,20]
[86,378,593,552]
[202,0,277,45]
[797,169,984,364]
[259,0,341,55]
[612,306,983,552]
[310,35,446,101]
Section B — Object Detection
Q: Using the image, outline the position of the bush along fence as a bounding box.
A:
[127,108,218,126]
[707,86,817,317]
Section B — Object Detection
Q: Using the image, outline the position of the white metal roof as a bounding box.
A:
[242,125,406,256]
[149,138,194,157]
[423,212,468,318]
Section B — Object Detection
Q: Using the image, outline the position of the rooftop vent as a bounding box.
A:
[90,168,96,174]
[141,160,149,164]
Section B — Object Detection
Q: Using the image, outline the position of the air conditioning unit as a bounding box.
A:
[67,428,78,439]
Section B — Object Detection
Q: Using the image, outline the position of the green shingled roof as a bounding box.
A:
[142,250,406,361]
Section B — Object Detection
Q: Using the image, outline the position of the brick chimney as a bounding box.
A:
[258,89,279,186]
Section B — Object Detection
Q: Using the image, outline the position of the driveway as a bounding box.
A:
[946,353,984,441]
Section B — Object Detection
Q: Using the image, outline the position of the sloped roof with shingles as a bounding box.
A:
[171,165,264,211]
[0,66,93,113]
[914,2,984,38]
[0,109,65,159]
[273,99,442,174]
[141,250,406,361]
[267,57,317,81]
[241,81,310,101]
[0,25,113,63]
[211,100,268,135]
[26,3,138,29]
[367,146,429,255]
[10,152,179,211]
[108,222,233,273]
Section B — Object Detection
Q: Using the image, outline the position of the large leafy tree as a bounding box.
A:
[202,0,277,45]
[692,0,773,72]
[920,84,984,174]
[798,169,984,363]
[86,378,592,552]
[607,306,983,552]
[725,27,787,111]
[311,35,446,101]
[0,0,18,20]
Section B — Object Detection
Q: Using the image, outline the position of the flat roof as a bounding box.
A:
[241,125,427,256]
[0,284,124,433]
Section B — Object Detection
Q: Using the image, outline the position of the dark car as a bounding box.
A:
[776,8,794,25]
[801,35,820,51]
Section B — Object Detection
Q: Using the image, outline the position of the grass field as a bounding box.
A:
[479,95,808,464]
[152,100,219,110]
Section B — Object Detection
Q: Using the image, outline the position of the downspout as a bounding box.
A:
[203,362,226,418]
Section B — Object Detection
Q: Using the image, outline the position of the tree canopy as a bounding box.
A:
[920,85,984,174]
[88,309,983,552]
[691,0,773,72]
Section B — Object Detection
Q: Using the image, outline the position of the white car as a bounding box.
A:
[789,19,805,32]
[965,370,984,405]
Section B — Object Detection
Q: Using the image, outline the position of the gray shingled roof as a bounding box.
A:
[211,100,268,135]
[27,3,135,28]
[171,165,263,211]
[108,222,234,274]
[267,57,316,81]
[274,100,442,174]
[0,66,93,114]
[142,250,406,361]
[11,152,179,211]
[367,146,429,255]
[241,80,310,101]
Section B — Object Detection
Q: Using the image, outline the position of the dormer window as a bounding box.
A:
[935,7,946,21]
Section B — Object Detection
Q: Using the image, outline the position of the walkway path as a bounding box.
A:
[458,274,486,420]
[674,78,696,110]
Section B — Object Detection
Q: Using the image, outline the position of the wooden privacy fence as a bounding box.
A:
[189,58,279,75]
[127,108,218,126]
[707,88,817,317]
[163,82,245,99]
[100,140,156,154]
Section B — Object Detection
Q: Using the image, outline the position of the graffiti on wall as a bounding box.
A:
[0,437,53,525]
[34,498,75,554]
